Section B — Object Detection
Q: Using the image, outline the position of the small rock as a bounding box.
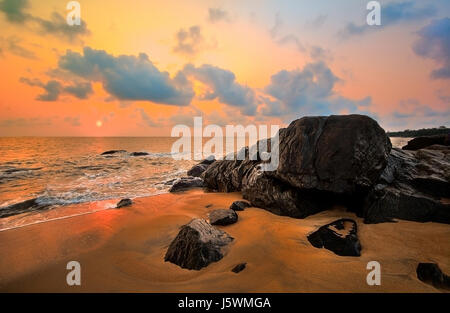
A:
[402,134,449,150]
[232,263,247,273]
[307,219,361,257]
[116,198,132,208]
[101,150,126,155]
[205,204,213,208]
[187,163,209,177]
[130,151,149,156]
[169,177,204,192]
[230,200,251,211]
[164,218,233,270]
[209,209,238,226]
[200,155,216,165]
[416,263,450,290]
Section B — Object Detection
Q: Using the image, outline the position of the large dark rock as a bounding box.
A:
[363,148,450,224]
[164,219,233,270]
[402,134,449,151]
[230,200,251,211]
[307,219,361,256]
[169,176,204,192]
[100,150,126,155]
[200,155,216,165]
[416,263,450,290]
[270,115,391,194]
[209,209,238,225]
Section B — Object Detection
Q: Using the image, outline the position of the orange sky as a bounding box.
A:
[0,0,449,136]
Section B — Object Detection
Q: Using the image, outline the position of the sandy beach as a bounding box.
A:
[0,189,448,293]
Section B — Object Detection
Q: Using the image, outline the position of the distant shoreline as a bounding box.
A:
[387,127,449,138]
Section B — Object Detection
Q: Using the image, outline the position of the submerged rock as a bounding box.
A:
[130,151,149,156]
[416,263,450,290]
[100,150,126,155]
[116,198,132,208]
[209,209,238,226]
[169,177,204,192]
[230,200,251,211]
[0,198,50,218]
[164,218,233,270]
[232,263,247,273]
[363,148,450,224]
[402,134,449,151]
[307,219,361,256]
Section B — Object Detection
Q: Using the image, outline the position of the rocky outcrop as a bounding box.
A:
[307,219,361,256]
[416,263,450,290]
[164,219,233,270]
[116,198,132,208]
[402,134,449,151]
[203,114,392,219]
[363,148,450,224]
[202,114,449,224]
[209,209,238,226]
[230,200,251,211]
[169,177,204,192]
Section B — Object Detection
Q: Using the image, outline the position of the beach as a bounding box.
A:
[1,189,448,293]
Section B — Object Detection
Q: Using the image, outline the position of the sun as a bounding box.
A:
[96,120,103,127]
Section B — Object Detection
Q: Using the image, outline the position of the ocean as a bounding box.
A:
[0,136,410,231]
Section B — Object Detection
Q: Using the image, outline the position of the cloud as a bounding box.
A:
[173,25,204,56]
[57,47,194,105]
[33,12,90,42]
[306,14,327,29]
[0,117,53,127]
[0,36,37,59]
[0,0,89,42]
[262,62,374,121]
[0,0,29,23]
[138,108,161,127]
[413,18,450,79]
[339,1,436,38]
[183,64,257,115]
[64,116,81,127]
[208,8,230,23]
[20,77,93,101]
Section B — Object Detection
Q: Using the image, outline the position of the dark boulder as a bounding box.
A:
[101,150,126,155]
[130,151,149,156]
[270,115,391,194]
[187,163,209,177]
[416,263,450,290]
[169,177,204,192]
[116,198,132,208]
[164,219,233,270]
[209,209,238,226]
[402,134,449,151]
[363,148,450,224]
[232,263,247,273]
[230,200,251,211]
[307,219,361,256]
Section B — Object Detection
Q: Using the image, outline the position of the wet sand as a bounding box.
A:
[0,189,449,292]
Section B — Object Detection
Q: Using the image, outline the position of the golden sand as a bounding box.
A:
[0,190,449,292]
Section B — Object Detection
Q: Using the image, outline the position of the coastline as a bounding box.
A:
[0,189,448,293]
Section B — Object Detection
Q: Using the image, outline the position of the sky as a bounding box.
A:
[0,0,449,136]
